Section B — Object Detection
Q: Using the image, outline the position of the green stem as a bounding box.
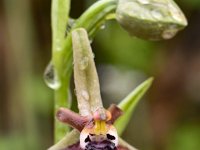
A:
[51,0,71,142]
[53,0,117,142]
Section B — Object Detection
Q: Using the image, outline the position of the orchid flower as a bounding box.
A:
[46,0,187,149]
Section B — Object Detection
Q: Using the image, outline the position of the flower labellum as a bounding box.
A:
[56,104,123,150]
[80,109,118,150]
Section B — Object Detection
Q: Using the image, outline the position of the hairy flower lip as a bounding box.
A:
[56,104,121,150]
[85,140,116,150]
[62,141,130,150]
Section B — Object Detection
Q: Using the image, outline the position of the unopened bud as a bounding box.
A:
[116,0,187,40]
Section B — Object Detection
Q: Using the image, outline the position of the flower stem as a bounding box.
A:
[52,0,117,142]
[51,0,71,142]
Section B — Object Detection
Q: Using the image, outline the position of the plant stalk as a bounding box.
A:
[52,0,117,141]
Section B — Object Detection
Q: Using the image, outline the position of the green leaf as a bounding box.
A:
[119,137,138,150]
[115,77,154,135]
[48,130,80,150]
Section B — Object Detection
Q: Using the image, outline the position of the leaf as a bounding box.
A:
[115,77,154,135]
[119,137,138,150]
[116,0,187,40]
[48,129,80,150]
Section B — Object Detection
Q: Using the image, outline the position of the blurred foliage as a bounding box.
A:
[181,0,200,9]
[167,123,200,150]
[94,21,157,73]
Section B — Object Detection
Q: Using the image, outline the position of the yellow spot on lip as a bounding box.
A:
[94,120,107,135]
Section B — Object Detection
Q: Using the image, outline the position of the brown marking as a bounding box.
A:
[57,108,92,131]
[107,104,123,124]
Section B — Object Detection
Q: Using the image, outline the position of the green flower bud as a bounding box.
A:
[116,0,188,40]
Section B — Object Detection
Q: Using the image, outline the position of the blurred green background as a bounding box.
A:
[0,0,200,150]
